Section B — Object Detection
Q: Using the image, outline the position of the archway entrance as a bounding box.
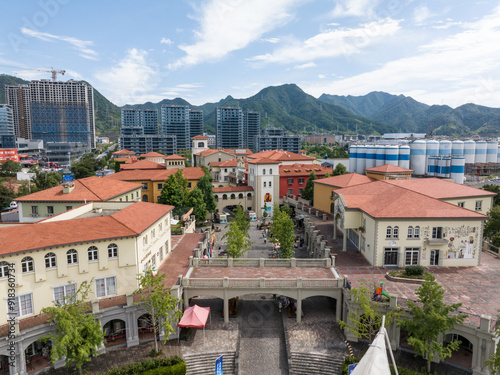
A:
[25,339,51,374]
[138,314,155,342]
[103,319,126,348]
[443,334,473,369]
[0,355,9,375]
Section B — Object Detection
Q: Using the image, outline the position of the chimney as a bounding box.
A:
[62,182,75,194]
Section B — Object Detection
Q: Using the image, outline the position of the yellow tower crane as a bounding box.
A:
[37,67,66,81]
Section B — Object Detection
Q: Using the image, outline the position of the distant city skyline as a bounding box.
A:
[1,1,500,108]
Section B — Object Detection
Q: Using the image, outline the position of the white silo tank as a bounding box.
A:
[410,140,427,175]
[439,140,452,156]
[451,157,465,184]
[498,145,500,163]
[438,157,451,177]
[385,145,399,166]
[427,156,439,176]
[475,140,487,163]
[487,140,498,163]
[426,140,440,172]
[451,140,464,156]
[399,145,410,169]
[349,145,358,173]
[464,140,476,164]
[376,145,386,167]
[365,145,376,169]
[356,145,366,174]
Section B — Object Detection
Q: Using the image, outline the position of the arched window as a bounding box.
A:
[269,169,272,174]
[67,249,78,265]
[407,226,413,238]
[108,243,118,259]
[21,257,34,273]
[386,226,392,239]
[263,169,266,175]
[238,193,244,199]
[247,193,252,199]
[230,194,235,199]
[222,194,228,200]
[215,195,219,202]
[45,253,57,269]
[88,246,98,262]
[414,226,420,239]
[263,182,266,187]
[0,261,10,278]
[142,195,148,202]
[393,226,399,238]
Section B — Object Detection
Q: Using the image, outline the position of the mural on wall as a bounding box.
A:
[264,193,272,202]
[445,226,478,259]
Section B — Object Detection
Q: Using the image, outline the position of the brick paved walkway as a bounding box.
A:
[190,266,336,279]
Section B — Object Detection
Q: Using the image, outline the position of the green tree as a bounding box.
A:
[159,170,189,217]
[134,268,183,354]
[261,202,269,221]
[41,280,104,375]
[234,205,250,235]
[398,274,467,373]
[223,220,251,258]
[486,314,500,374]
[201,165,212,181]
[187,187,207,222]
[340,283,402,342]
[71,154,100,179]
[484,205,500,247]
[197,176,217,214]
[482,184,500,206]
[301,171,317,203]
[324,172,331,178]
[332,163,347,176]
[0,183,15,209]
[1,160,22,174]
[271,203,295,258]
[25,168,62,193]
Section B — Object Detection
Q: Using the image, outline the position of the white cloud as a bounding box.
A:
[318,74,327,79]
[413,5,435,25]
[248,18,401,64]
[160,37,173,45]
[432,20,463,29]
[20,28,98,60]
[162,83,205,94]
[331,0,377,18]
[168,0,300,69]
[262,37,280,44]
[294,62,316,69]
[304,6,500,107]
[94,49,161,105]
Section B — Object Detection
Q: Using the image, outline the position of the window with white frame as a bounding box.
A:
[10,293,33,317]
[393,226,399,238]
[298,178,304,184]
[159,222,163,232]
[458,202,465,208]
[263,182,266,187]
[386,226,392,238]
[67,249,78,265]
[405,248,420,265]
[269,181,272,187]
[475,200,482,211]
[108,243,118,259]
[88,246,98,262]
[21,257,34,273]
[407,226,413,238]
[414,226,420,238]
[158,246,164,261]
[95,276,117,298]
[151,229,156,239]
[269,169,273,174]
[54,283,76,305]
[288,178,293,185]
[432,227,443,239]
[0,261,10,278]
[45,253,57,269]
[143,235,148,246]
[263,169,266,175]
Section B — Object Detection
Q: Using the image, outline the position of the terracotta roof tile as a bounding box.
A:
[140,151,165,158]
[164,154,186,160]
[120,159,165,170]
[365,164,413,173]
[279,163,333,177]
[106,167,205,182]
[213,186,254,193]
[111,201,173,233]
[191,135,208,139]
[113,149,135,155]
[210,159,239,167]
[248,149,315,162]
[247,157,281,165]
[314,173,376,188]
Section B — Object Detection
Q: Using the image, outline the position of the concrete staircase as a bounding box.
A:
[184,351,236,375]
[289,352,344,375]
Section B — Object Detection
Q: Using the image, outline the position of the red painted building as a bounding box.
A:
[279,164,333,198]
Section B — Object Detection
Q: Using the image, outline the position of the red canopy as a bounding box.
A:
[178,305,210,328]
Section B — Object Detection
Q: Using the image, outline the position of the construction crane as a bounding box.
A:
[38,67,66,81]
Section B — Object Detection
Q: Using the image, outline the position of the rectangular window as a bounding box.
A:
[405,248,420,265]
[263,182,266,187]
[31,206,38,215]
[188,182,192,188]
[47,206,54,215]
[457,202,465,208]
[157,183,163,190]
[432,227,443,239]
[386,227,392,239]
[151,229,155,239]
[95,277,117,298]
[54,283,76,305]
[269,181,272,187]
[287,178,293,185]
[475,200,482,211]
[11,293,33,317]
[66,206,72,211]
[143,236,148,246]
[298,178,304,184]
[384,248,399,266]
[288,188,293,194]
[142,182,148,190]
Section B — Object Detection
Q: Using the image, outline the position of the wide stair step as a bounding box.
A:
[290,352,344,375]
[184,351,236,375]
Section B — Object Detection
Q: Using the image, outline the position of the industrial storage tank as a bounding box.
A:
[464,140,476,164]
[451,157,465,184]
[427,156,439,176]
[398,145,410,169]
[356,145,366,174]
[410,140,427,175]
[426,140,440,172]
[487,140,498,163]
[376,145,386,167]
[437,157,450,178]
[451,140,464,156]
[439,140,452,156]
[365,145,376,169]
[385,145,399,166]
[349,145,358,173]
[498,145,500,164]
[475,140,487,163]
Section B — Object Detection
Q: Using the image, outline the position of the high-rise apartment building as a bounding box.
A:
[121,108,158,135]
[255,127,301,153]
[161,105,191,151]
[216,107,261,150]
[189,109,203,139]
[0,104,16,149]
[6,80,95,148]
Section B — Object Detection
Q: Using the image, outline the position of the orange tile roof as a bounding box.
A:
[0,202,173,256]
[247,157,281,165]
[248,149,315,162]
[120,159,165,170]
[314,173,376,188]
[191,135,208,139]
[365,164,414,173]
[223,148,253,156]
[213,186,254,193]
[385,178,497,199]
[106,167,205,182]
[115,156,138,163]
[16,176,141,202]
[210,159,239,167]
[113,149,135,155]
[140,151,165,158]
[335,180,488,219]
[164,154,186,160]
[279,164,333,177]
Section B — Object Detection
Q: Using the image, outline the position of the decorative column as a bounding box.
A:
[296,280,302,323]
[343,229,347,252]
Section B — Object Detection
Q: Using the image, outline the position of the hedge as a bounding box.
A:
[140,362,186,375]
[100,356,185,375]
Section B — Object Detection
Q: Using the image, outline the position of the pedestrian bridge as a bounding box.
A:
[181,257,344,323]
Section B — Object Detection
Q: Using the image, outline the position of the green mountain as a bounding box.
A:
[319,92,500,137]
[0,74,29,103]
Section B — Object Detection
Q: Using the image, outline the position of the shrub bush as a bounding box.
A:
[403,265,425,277]
[101,356,184,375]
[140,362,186,375]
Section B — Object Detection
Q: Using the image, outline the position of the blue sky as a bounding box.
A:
[1,0,500,108]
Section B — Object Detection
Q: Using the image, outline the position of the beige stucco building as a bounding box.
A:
[247,158,280,218]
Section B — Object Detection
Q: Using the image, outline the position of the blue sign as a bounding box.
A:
[215,355,223,375]
[63,174,74,182]
[348,363,358,375]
